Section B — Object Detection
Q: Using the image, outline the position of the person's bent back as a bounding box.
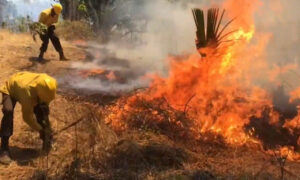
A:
[0,72,57,164]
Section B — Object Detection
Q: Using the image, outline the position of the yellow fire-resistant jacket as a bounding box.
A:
[0,72,57,131]
[39,8,59,27]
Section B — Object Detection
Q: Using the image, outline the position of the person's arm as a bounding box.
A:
[34,103,52,153]
[34,103,50,129]
[38,12,47,25]
[22,104,43,131]
[53,15,59,24]
[47,14,60,33]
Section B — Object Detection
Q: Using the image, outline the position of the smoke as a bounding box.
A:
[0,0,17,23]
[62,0,208,94]
[250,0,300,113]
[256,0,300,87]
[9,0,52,20]
[57,0,300,97]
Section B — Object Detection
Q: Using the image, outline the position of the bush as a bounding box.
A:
[1,16,32,33]
[56,20,95,40]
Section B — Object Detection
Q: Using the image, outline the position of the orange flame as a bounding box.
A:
[79,68,106,78]
[102,0,300,161]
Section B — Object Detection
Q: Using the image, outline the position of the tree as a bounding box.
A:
[0,0,17,24]
[59,0,81,21]
[58,0,149,41]
[59,0,112,28]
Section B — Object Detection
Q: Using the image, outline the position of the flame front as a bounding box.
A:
[102,0,300,161]
[220,26,255,73]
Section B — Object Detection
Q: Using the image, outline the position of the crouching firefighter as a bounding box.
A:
[38,3,68,61]
[0,72,57,164]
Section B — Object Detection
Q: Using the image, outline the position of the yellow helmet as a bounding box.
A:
[52,3,63,15]
[36,76,57,104]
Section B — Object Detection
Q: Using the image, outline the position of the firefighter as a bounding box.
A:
[38,3,68,61]
[0,72,57,164]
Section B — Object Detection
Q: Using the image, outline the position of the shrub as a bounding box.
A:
[56,20,95,40]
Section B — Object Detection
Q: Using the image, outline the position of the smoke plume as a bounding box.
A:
[61,0,208,94]
[50,0,300,97]
[9,0,51,20]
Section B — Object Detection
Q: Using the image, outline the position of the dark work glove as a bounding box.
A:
[40,128,53,154]
[48,25,56,33]
[34,103,50,127]
[35,103,52,154]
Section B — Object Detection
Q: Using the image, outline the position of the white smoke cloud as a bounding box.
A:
[17,0,298,96]
[62,0,206,94]
[254,0,300,91]
[10,0,52,20]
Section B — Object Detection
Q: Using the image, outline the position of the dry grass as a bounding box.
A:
[56,20,95,41]
[1,30,300,180]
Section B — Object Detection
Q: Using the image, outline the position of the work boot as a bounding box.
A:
[59,50,68,61]
[0,137,11,165]
[40,129,53,154]
[0,150,12,165]
[37,51,45,62]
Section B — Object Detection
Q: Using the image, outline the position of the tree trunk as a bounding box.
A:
[87,0,100,30]
[59,0,80,21]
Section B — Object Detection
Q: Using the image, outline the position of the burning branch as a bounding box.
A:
[184,94,196,115]
[53,117,85,136]
[272,147,289,180]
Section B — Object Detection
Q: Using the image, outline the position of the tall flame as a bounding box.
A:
[103,0,300,161]
[220,26,255,73]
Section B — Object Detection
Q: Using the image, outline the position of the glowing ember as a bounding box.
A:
[79,68,106,78]
[105,71,117,81]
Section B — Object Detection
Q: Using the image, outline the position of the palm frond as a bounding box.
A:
[192,9,206,48]
[192,8,235,52]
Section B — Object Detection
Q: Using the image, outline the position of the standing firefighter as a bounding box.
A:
[0,72,57,164]
[38,3,68,61]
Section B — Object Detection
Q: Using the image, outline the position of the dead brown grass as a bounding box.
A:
[56,20,95,41]
[0,30,300,180]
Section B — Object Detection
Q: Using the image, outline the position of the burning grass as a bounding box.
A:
[27,0,300,178]
[24,91,298,179]
[101,0,300,163]
[103,95,192,138]
[2,9,300,179]
[102,60,300,161]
